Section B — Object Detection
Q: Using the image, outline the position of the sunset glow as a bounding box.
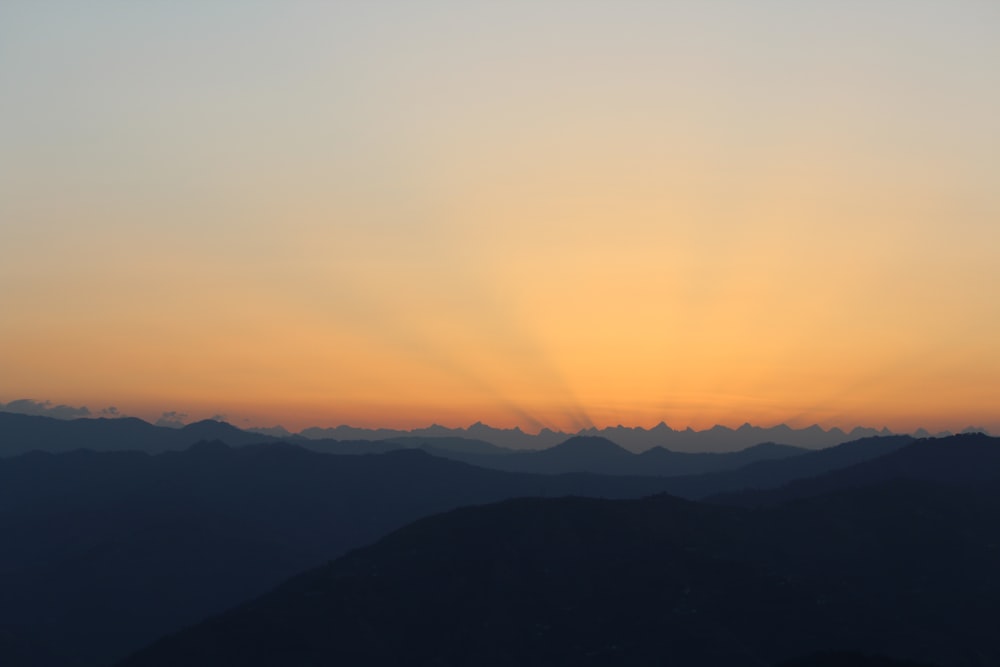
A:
[2,2,998,433]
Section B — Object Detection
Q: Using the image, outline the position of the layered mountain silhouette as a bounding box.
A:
[0,413,896,481]
[2,413,995,666]
[0,442,709,666]
[714,432,1000,506]
[322,435,810,477]
[653,434,916,499]
[0,411,919,457]
[119,435,1000,666]
[0,413,277,456]
[294,420,899,452]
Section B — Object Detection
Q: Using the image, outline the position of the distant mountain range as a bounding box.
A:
[0,412,902,479]
[288,421,982,452]
[119,433,1000,667]
[5,407,979,454]
[0,411,921,494]
[0,412,278,456]
[282,420,912,452]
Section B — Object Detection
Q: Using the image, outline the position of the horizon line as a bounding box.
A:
[1,406,992,439]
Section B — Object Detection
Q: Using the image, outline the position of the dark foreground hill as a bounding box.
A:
[118,434,1000,667]
[120,471,1000,667]
[3,433,992,665]
[0,442,698,667]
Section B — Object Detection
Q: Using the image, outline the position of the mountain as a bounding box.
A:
[4,415,989,665]
[0,413,278,456]
[298,422,566,450]
[0,412,529,462]
[119,473,1000,666]
[529,435,639,472]
[714,433,1000,506]
[416,436,810,477]
[297,435,514,458]
[0,413,823,478]
[0,442,701,667]
[118,495,816,667]
[639,441,808,475]
[653,435,916,499]
[0,413,940,465]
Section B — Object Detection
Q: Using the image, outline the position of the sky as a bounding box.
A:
[2,1,998,433]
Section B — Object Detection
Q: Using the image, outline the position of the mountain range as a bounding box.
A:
[4,409,968,455]
[0,412,921,483]
[0,412,277,456]
[2,411,996,666]
[0,441,701,666]
[278,420,906,452]
[120,433,1000,666]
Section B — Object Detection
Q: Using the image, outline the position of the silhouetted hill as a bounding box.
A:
[297,435,514,458]
[362,435,918,493]
[0,412,823,477]
[177,419,276,446]
[0,413,278,456]
[424,436,810,477]
[639,441,808,474]
[497,435,636,473]
[0,413,521,463]
[0,442,698,667]
[120,477,1000,667]
[0,413,926,486]
[714,433,1000,506]
[0,413,536,463]
[381,435,511,456]
[655,435,915,499]
[634,441,808,476]
[4,417,989,665]
[118,496,810,667]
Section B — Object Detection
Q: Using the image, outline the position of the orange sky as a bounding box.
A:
[1,2,998,434]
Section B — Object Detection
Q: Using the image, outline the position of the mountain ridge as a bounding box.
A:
[713,432,1000,506]
[0,440,709,666]
[118,464,1000,666]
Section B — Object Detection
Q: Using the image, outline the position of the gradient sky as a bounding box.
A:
[2,1,998,433]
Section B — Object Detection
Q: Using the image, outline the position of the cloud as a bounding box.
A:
[210,413,228,422]
[100,406,123,417]
[155,411,188,429]
[0,399,91,420]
